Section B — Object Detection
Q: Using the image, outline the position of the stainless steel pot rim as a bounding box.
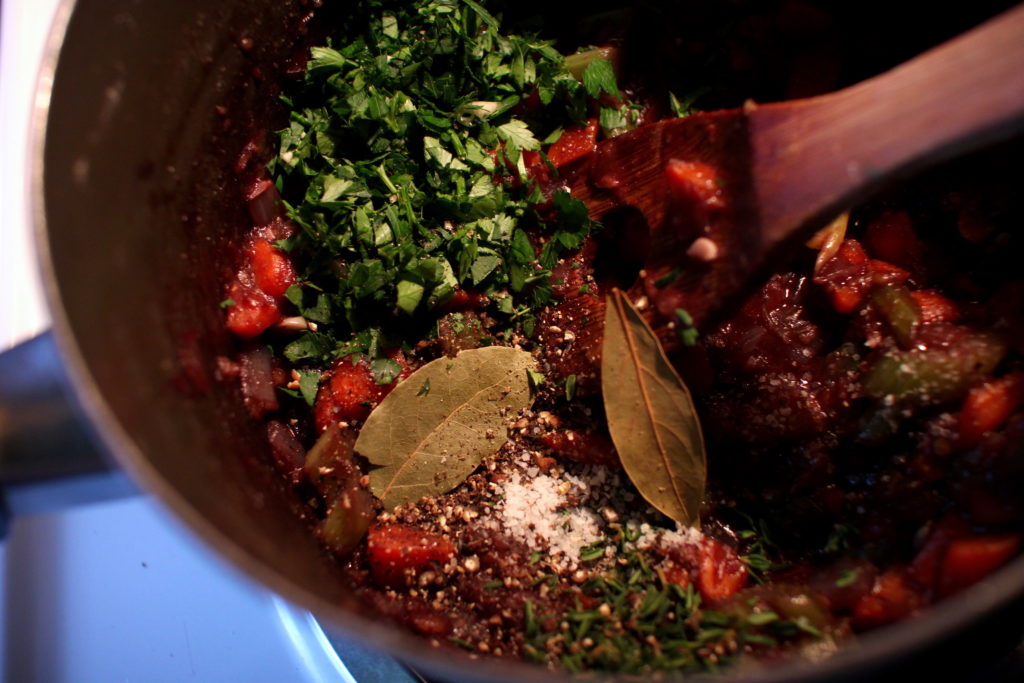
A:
[28,1,1024,681]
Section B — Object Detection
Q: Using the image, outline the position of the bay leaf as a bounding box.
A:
[358,346,537,510]
[601,288,706,525]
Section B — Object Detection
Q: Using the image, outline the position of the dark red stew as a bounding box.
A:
[216,0,1024,676]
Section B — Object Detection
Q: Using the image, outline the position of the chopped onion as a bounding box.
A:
[239,345,279,418]
[319,488,374,556]
[265,420,306,472]
[809,212,849,274]
[246,179,283,226]
[274,316,311,333]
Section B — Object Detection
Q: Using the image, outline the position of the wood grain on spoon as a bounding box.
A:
[566,4,1024,327]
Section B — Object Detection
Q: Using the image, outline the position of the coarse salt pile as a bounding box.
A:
[499,471,602,571]
[630,519,705,550]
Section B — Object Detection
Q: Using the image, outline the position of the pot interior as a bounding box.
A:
[36,1,1024,681]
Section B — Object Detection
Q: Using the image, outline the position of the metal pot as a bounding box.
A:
[10,0,1024,680]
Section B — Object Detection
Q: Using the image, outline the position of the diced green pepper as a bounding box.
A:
[871,284,920,348]
[565,47,618,80]
[304,422,358,499]
[319,488,374,556]
[863,330,1006,406]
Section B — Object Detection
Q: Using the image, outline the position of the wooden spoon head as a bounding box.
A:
[562,111,762,328]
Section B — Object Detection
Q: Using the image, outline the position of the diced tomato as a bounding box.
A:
[957,373,1024,449]
[938,533,1022,598]
[366,523,457,587]
[314,357,386,430]
[546,119,599,168]
[539,430,620,467]
[225,280,281,339]
[696,538,748,603]
[908,514,971,590]
[832,288,865,315]
[665,159,725,210]
[313,352,411,431]
[852,568,922,629]
[814,239,870,314]
[911,289,960,324]
[867,259,910,285]
[833,239,868,266]
[520,88,542,114]
[249,238,297,298]
[440,288,488,313]
[865,210,922,273]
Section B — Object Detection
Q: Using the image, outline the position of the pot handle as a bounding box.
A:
[0,332,136,533]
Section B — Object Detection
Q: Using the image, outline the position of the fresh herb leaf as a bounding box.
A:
[582,58,618,99]
[284,332,336,363]
[371,357,403,385]
[278,386,301,399]
[496,119,541,152]
[655,267,682,289]
[835,569,859,588]
[297,369,322,406]
[565,374,577,401]
[396,278,425,314]
[668,86,710,117]
[675,308,698,347]
[824,523,858,554]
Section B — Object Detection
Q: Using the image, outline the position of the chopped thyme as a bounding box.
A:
[675,308,698,347]
[522,528,827,675]
[450,636,476,651]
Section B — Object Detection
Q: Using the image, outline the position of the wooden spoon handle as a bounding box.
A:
[753,3,1024,245]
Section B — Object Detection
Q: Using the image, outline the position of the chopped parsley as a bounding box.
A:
[564,373,578,401]
[835,569,859,588]
[296,369,322,406]
[272,0,598,363]
[675,308,698,347]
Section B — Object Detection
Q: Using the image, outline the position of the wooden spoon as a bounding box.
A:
[566,4,1024,327]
